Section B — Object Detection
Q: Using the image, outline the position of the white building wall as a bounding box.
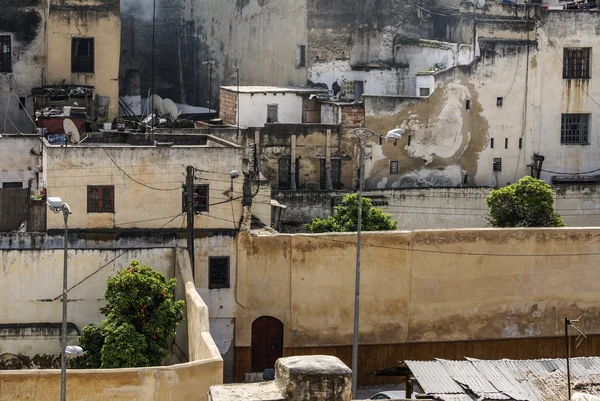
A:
[0,136,42,190]
[238,92,304,128]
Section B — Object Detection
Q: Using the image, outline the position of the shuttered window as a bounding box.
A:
[87,185,114,213]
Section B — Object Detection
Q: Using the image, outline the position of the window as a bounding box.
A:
[561,113,589,144]
[497,97,503,107]
[505,138,508,149]
[2,182,22,188]
[278,158,291,189]
[87,185,114,213]
[320,159,342,189]
[182,184,209,213]
[563,48,590,79]
[71,38,94,73]
[490,138,494,149]
[519,138,523,149]
[267,104,278,123]
[419,87,430,97]
[390,160,399,174]
[0,35,11,73]
[297,45,306,68]
[466,100,471,110]
[209,257,230,289]
[408,135,412,146]
[493,158,502,172]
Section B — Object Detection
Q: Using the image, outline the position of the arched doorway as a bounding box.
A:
[251,316,284,372]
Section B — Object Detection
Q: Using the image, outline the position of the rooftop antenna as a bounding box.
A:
[565,316,587,400]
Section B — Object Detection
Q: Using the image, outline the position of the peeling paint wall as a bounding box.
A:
[236,228,600,348]
[0,0,45,134]
[0,136,41,190]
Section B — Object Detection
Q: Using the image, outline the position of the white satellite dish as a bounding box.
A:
[162,98,180,120]
[149,94,166,115]
[63,118,80,144]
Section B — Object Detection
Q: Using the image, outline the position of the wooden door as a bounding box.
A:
[251,316,284,372]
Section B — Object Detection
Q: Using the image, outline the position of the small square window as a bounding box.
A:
[390,160,399,174]
[561,113,589,144]
[419,87,430,97]
[493,158,502,172]
[209,256,230,289]
[0,35,11,73]
[72,38,94,73]
[87,185,114,213]
[497,97,503,107]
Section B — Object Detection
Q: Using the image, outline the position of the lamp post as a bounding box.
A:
[347,127,405,397]
[46,197,72,401]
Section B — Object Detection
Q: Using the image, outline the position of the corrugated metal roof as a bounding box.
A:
[405,360,465,394]
[406,357,600,401]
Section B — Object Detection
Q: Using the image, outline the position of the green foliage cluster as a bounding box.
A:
[305,193,398,233]
[485,176,565,228]
[72,260,185,369]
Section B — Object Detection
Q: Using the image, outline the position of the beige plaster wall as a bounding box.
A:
[0,248,222,401]
[47,1,120,119]
[0,136,42,190]
[236,228,600,347]
[42,141,245,230]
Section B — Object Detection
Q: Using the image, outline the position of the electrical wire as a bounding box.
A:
[52,212,185,301]
[102,148,182,191]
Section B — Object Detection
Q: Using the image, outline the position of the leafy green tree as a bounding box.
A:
[485,176,565,227]
[306,192,398,233]
[72,260,185,369]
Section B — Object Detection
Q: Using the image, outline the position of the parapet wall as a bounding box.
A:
[0,249,223,401]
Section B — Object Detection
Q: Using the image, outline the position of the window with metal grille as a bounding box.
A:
[561,114,589,144]
[2,182,22,188]
[72,38,94,73]
[563,48,590,79]
[278,158,291,189]
[493,158,502,172]
[390,160,399,174]
[0,35,11,73]
[419,88,430,97]
[182,184,209,213]
[87,185,114,213]
[267,104,278,123]
[320,159,342,189]
[209,256,230,289]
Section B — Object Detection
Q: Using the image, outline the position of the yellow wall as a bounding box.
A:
[42,140,245,231]
[236,228,600,347]
[47,1,120,119]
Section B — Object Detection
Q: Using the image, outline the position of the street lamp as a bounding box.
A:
[347,127,405,397]
[46,197,72,401]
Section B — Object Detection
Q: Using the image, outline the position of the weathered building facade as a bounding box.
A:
[0,0,120,134]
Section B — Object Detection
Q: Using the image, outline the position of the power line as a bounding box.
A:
[103,148,181,191]
[52,213,185,301]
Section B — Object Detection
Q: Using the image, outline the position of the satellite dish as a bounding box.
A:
[63,118,80,144]
[162,98,180,120]
[149,94,166,115]
[476,0,485,7]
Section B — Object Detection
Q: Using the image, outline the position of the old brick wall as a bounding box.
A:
[220,89,237,125]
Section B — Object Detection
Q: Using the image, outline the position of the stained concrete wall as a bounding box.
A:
[273,185,600,230]
[236,228,600,348]
[0,136,42,191]
[0,248,223,401]
[0,1,46,134]
[47,0,120,120]
[41,138,245,231]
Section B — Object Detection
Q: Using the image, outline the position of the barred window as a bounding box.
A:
[561,114,589,144]
[563,48,590,79]
[209,257,230,289]
[278,158,291,189]
[72,38,94,73]
[390,160,399,174]
[320,159,342,190]
[0,35,11,73]
[493,158,502,172]
[87,185,114,213]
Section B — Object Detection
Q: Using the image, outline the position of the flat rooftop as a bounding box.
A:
[42,132,241,148]
[220,85,328,94]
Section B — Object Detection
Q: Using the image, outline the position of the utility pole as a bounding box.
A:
[565,317,571,401]
[186,165,195,278]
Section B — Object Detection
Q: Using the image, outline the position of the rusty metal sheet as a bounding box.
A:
[405,360,465,394]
